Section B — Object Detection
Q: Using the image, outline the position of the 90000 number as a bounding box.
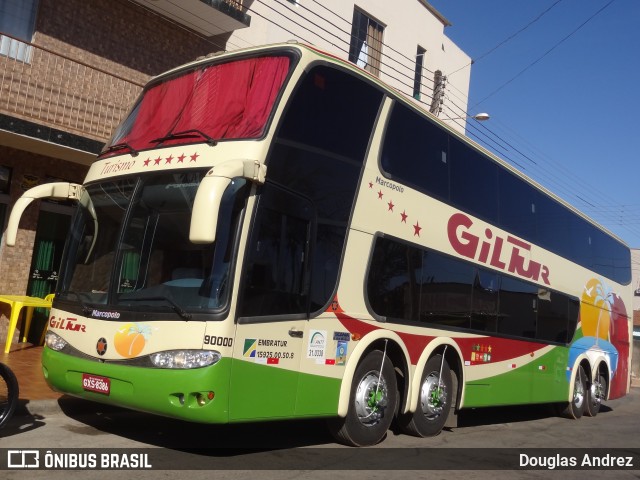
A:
[203,335,233,347]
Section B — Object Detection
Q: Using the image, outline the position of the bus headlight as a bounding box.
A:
[150,350,221,369]
[45,331,68,351]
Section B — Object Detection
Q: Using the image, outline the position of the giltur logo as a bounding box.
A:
[447,212,551,285]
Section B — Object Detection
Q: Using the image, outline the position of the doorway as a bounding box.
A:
[25,206,73,343]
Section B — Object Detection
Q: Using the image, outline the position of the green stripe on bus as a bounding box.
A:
[464,346,570,407]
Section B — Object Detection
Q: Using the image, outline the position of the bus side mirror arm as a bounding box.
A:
[6,182,84,246]
[190,159,266,244]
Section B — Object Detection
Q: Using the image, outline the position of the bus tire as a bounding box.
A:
[399,354,452,437]
[328,350,398,447]
[585,373,606,417]
[563,365,587,419]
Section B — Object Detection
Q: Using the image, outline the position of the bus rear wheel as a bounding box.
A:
[585,373,606,417]
[563,365,587,419]
[399,354,452,437]
[328,350,398,447]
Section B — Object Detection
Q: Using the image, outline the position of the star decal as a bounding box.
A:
[190,152,199,162]
[153,156,162,165]
[143,158,151,167]
[370,179,424,236]
[177,153,186,163]
[165,155,173,164]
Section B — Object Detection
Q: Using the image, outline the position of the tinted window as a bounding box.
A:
[366,235,580,343]
[270,65,384,312]
[368,238,421,321]
[381,104,449,201]
[470,269,499,333]
[537,290,569,343]
[240,185,313,317]
[536,193,570,256]
[450,137,498,223]
[569,215,593,270]
[420,250,474,329]
[498,276,537,338]
[277,65,382,161]
[498,169,537,240]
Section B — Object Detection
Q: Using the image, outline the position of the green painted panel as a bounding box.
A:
[228,358,299,420]
[464,347,570,407]
[296,370,341,416]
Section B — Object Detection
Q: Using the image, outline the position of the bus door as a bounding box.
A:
[229,183,314,420]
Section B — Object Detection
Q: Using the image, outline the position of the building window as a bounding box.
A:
[0,0,38,62]
[348,9,384,77]
[413,46,426,100]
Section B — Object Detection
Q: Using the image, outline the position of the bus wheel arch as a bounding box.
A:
[329,340,405,446]
[336,331,410,418]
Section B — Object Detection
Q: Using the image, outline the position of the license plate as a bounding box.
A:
[82,373,111,395]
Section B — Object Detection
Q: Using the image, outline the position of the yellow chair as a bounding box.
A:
[0,294,54,353]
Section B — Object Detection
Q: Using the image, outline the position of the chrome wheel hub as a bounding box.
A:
[354,371,388,426]
[420,372,447,419]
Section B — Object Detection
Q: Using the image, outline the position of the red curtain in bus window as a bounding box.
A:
[173,56,291,139]
[124,72,198,150]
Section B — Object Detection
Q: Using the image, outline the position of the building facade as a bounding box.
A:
[0,0,470,345]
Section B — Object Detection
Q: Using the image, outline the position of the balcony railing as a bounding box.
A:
[0,34,145,144]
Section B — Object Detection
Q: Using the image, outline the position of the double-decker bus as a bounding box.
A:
[7,43,632,447]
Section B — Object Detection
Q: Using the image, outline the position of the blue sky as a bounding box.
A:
[427,0,640,248]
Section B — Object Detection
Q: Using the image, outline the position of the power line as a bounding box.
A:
[472,0,616,108]
[448,0,565,77]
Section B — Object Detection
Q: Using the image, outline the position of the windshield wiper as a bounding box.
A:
[151,129,218,147]
[64,290,94,316]
[120,295,192,321]
[100,142,139,157]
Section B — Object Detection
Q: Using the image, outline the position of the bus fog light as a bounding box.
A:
[45,331,68,351]
[150,350,221,369]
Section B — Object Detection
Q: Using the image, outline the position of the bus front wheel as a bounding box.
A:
[328,350,398,447]
[399,354,452,437]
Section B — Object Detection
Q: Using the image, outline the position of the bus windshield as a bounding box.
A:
[58,170,248,316]
[101,54,292,157]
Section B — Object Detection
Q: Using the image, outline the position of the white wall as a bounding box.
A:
[226,0,471,133]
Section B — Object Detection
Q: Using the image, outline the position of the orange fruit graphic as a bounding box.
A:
[114,323,150,358]
[580,278,611,340]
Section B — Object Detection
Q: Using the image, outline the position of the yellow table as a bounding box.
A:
[0,295,53,354]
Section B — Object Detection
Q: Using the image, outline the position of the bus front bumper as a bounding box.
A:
[41,347,231,423]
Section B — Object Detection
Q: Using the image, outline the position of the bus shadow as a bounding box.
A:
[452,402,613,429]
